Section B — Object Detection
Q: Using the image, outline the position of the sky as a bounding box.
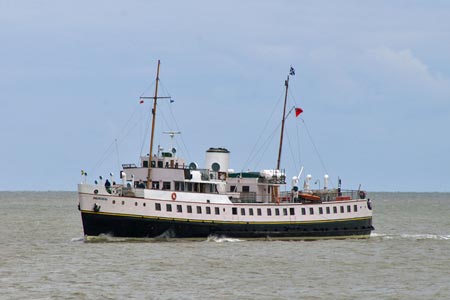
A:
[1,1,450,192]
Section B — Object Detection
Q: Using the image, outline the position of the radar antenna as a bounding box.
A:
[163,131,181,157]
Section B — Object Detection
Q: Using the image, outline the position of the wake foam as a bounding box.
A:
[70,236,85,242]
[83,235,158,243]
[155,228,176,239]
[205,235,243,243]
[371,232,450,241]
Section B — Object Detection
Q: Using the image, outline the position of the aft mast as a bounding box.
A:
[146,60,161,189]
[273,66,294,202]
[276,74,290,171]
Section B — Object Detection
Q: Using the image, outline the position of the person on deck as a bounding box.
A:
[104,179,111,194]
[137,180,146,189]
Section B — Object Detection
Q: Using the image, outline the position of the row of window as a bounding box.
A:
[112,200,359,217]
[147,181,217,193]
[231,205,358,216]
[155,203,223,215]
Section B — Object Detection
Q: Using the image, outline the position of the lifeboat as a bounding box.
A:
[298,193,321,201]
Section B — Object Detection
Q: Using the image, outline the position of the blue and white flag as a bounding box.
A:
[289,66,295,76]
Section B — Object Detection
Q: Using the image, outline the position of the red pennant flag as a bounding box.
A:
[295,107,303,117]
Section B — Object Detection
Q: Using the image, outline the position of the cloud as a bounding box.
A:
[358,46,450,105]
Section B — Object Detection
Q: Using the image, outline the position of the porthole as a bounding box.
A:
[143,203,146,207]
[112,200,116,204]
[122,201,125,205]
[135,202,138,206]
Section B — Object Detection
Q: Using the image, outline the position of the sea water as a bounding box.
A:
[1,192,449,299]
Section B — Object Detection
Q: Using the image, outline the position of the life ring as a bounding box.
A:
[171,192,177,201]
[359,191,366,199]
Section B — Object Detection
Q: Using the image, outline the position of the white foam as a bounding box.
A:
[205,235,243,243]
[371,232,450,241]
[370,232,386,238]
[70,236,85,242]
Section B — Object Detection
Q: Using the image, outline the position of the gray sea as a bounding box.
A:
[1,192,449,300]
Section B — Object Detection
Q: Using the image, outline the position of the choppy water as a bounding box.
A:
[1,192,449,299]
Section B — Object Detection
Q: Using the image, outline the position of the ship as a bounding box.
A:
[77,60,374,240]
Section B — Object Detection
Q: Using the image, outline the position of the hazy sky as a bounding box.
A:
[1,1,450,191]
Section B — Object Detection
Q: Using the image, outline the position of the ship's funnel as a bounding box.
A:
[205,147,230,173]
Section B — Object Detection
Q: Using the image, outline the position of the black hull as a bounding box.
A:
[81,211,373,239]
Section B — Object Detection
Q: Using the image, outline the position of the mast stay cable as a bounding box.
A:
[90,104,143,176]
[242,90,285,171]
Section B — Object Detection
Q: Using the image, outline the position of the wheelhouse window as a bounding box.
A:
[230,185,236,192]
[257,208,262,216]
[162,181,171,190]
[175,181,185,191]
[249,208,254,216]
[347,205,351,213]
[215,207,220,215]
[275,208,280,216]
[319,207,323,215]
[187,205,192,213]
[309,207,314,215]
[166,204,172,212]
[267,208,272,216]
[354,205,358,212]
[283,208,288,216]
[232,207,238,215]
[301,208,306,215]
[242,186,250,192]
[333,206,338,214]
[290,208,295,215]
[206,207,211,214]
[177,205,182,213]
[241,208,246,215]
[326,207,331,214]
[340,206,344,213]
[155,203,161,211]
[196,206,202,214]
